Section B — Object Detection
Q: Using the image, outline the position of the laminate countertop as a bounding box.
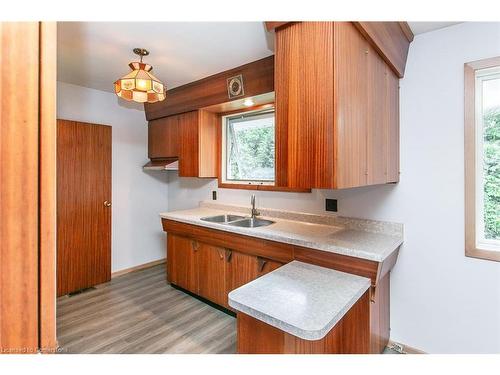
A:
[159,201,403,262]
[228,261,371,340]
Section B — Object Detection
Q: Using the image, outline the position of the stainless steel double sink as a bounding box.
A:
[200,214,275,228]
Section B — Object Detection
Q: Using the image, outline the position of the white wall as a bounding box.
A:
[167,23,500,353]
[57,82,168,273]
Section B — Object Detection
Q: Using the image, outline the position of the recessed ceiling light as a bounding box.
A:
[243,98,254,107]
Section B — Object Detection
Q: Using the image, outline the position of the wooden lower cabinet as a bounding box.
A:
[166,234,198,293]
[198,243,227,307]
[257,256,282,276]
[370,273,391,354]
[164,222,395,354]
[237,291,371,354]
[225,251,282,308]
[167,234,283,310]
[225,251,258,307]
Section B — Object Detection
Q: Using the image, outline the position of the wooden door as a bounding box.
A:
[1,21,41,352]
[198,243,226,306]
[57,120,112,296]
[166,234,198,293]
[148,116,179,159]
[1,21,57,354]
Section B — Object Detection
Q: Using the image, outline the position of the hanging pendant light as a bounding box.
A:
[114,48,166,103]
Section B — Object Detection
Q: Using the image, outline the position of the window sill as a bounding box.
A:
[465,247,500,262]
[218,182,311,193]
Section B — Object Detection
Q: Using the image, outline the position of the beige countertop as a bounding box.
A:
[228,261,371,340]
[160,201,403,262]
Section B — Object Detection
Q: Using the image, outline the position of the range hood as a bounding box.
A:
[142,158,178,171]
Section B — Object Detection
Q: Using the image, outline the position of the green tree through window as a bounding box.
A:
[226,110,275,182]
[483,106,500,239]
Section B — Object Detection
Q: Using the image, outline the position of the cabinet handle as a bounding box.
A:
[103,200,111,207]
[226,249,233,263]
[218,249,225,260]
[191,240,199,251]
[257,257,267,273]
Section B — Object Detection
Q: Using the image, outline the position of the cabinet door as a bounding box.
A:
[225,250,258,307]
[178,110,218,178]
[166,234,198,293]
[275,22,335,189]
[178,111,200,177]
[256,257,283,277]
[148,116,179,159]
[197,110,218,177]
[366,43,388,185]
[386,67,400,183]
[334,22,369,189]
[198,243,227,306]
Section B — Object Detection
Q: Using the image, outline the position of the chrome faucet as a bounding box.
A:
[250,194,260,218]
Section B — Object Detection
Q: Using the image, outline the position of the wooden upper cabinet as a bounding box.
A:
[147,109,218,178]
[366,43,389,185]
[275,22,335,189]
[334,22,369,189]
[275,22,401,189]
[148,116,179,159]
[178,110,218,178]
[386,68,400,183]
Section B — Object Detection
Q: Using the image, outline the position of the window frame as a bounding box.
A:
[216,104,310,193]
[464,56,500,262]
[221,107,276,186]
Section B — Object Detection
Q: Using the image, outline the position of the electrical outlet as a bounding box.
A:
[212,191,217,200]
[325,199,337,212]
[388,342,405,354]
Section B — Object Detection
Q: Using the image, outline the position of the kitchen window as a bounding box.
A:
[465,57,500,262]
[221,108,275,185]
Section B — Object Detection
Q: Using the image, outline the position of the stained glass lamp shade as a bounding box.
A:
[114,48,166,103]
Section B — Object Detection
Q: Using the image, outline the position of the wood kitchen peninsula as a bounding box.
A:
[160,202,403,354]
[229,261,372,354]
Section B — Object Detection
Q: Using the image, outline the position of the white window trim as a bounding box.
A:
[474,69,500,252]
[221,107,275,186]
[464,57,500,262]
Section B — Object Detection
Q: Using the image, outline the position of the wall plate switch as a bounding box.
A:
[325,199,337,212]
[212,191,217,200]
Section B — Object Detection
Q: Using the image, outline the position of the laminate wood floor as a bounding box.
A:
[57,263,397,354]
[56,264,237,354]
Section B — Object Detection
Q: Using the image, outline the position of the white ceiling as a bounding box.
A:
[57,22,274,93]
[58,22,461,93]
[408,22,461,35]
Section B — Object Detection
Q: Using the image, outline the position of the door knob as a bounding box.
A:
[103,200,111,207]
